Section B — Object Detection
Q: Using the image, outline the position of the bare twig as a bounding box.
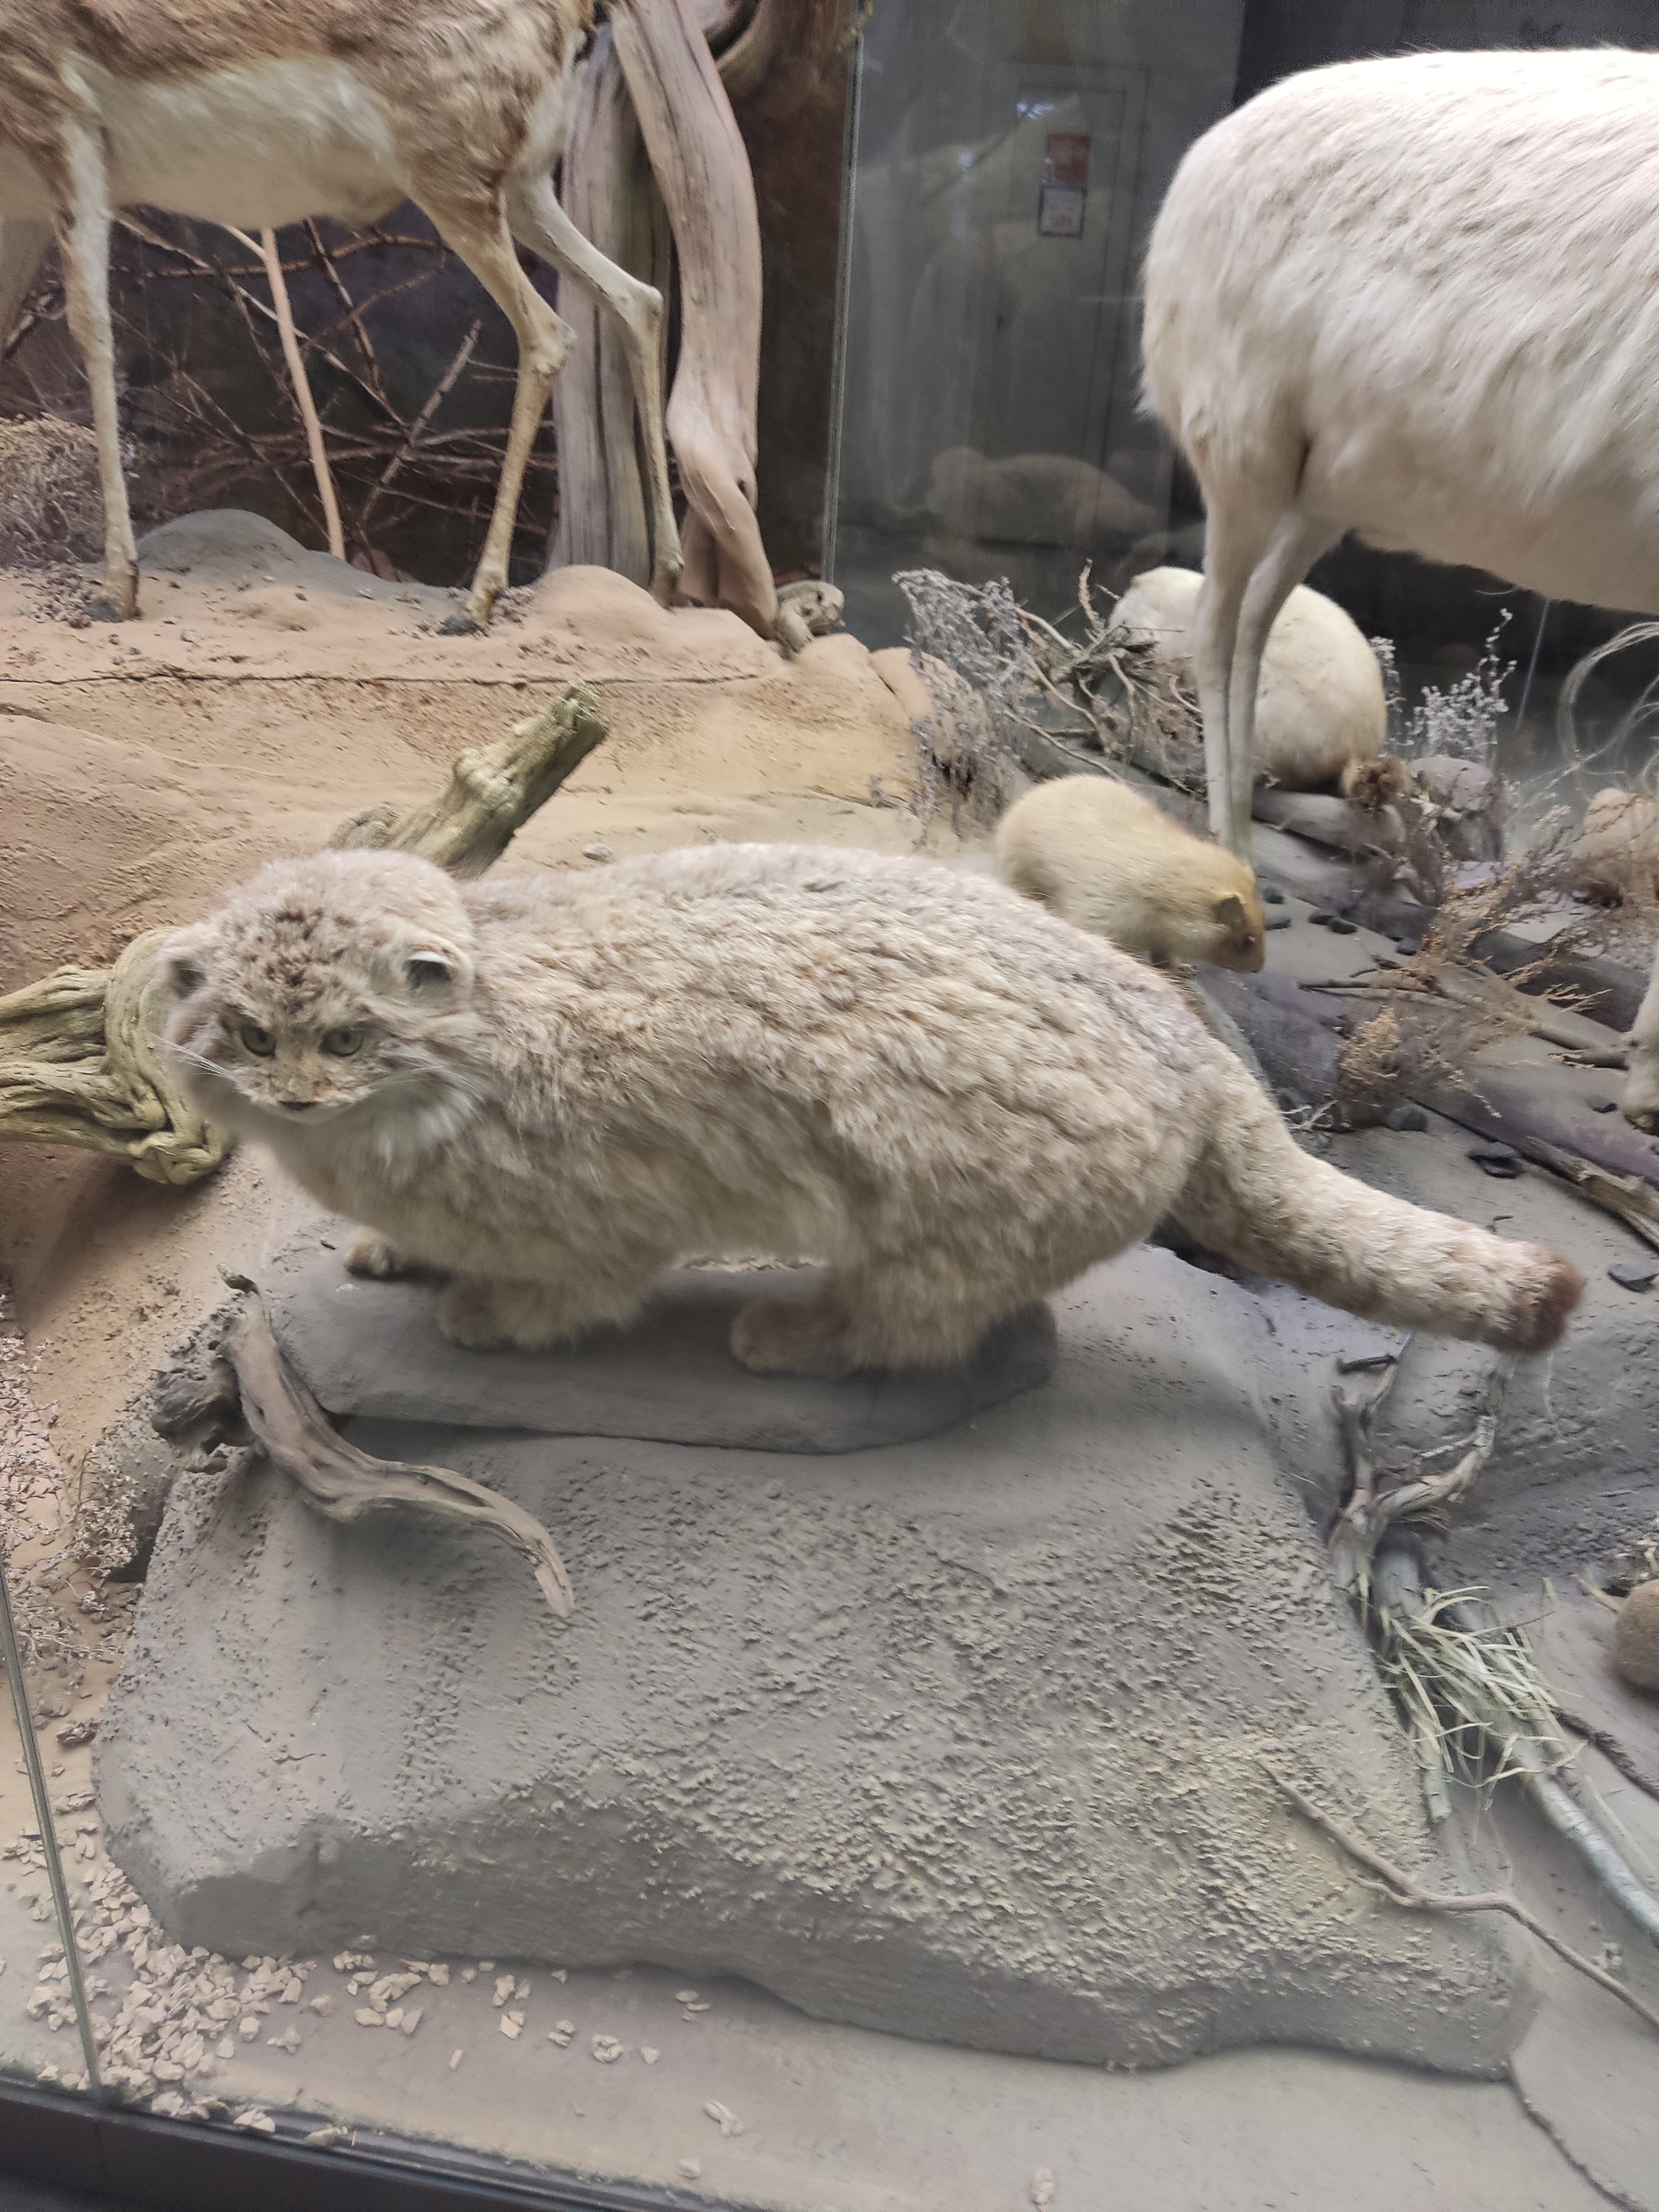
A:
[1263,1762,1659,2036]
[223,224,345,560]
[359,320,481,537]
[222,1280,574,1620]
[302,218,389,407]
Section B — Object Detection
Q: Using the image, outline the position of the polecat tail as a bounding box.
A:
[1172,1072,1583,1353]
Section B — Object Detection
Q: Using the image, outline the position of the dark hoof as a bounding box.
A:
[439,612,484,637]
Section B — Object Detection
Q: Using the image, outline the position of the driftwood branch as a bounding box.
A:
[222,1281,574,1620]
[329,682,610,876]
[1304,959,1629,1068]
[0,683,610,1174]
[610,0,775,635]
[1263,1763,1659,2037]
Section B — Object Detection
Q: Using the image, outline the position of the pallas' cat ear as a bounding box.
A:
[156,921,218,998]
[1211,893,1247,927]
[399,937,474,996]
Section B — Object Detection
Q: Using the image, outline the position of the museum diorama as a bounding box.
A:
[2,2,1658,2208]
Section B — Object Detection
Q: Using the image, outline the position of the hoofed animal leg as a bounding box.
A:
[0,219,50,348]
[609,0,776,637]
[1193,535,1252,858]
[1226,511,1342,851]
[53,138,137,621]
[511,173,682,606]
[420,197,571,633]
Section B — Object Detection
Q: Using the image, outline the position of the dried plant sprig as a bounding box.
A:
[1262,1762,1659,2038]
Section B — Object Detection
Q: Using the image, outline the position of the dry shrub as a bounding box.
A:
[0,415,103,565]
[1333,1002,1486,1124]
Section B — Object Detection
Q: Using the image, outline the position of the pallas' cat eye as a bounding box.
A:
[239,1023,275,1057]
[322,1025,367,1057]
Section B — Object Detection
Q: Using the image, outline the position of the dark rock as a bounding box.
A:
[1264,911,1292,931]
[1393,939,1421,956]
[1608,1260,1659,1292]
[1586,1096,1618,1115]
[1327,916,1358,936]
[1385,1105,1431,1132]
[1307,909,1333,925]
[1261,884,1286,904]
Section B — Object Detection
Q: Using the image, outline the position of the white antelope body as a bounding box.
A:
[0,0,681,628]
[1143,47,1659,856]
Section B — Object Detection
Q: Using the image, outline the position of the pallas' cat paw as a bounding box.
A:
[345,1230,419,1280]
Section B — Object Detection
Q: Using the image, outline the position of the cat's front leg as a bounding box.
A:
[345,1229,424,1281]
[439,1266,659,1353]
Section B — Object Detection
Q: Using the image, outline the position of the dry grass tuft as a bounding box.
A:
[0,416,104,567]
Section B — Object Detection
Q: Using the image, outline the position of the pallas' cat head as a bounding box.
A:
[160,849,486,1159]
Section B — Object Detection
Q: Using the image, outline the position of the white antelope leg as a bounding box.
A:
[509,173,682,606]
[54,132,138,620]
[1224,512,1342,848]
[0,219,50,346]
[420,197,571,633]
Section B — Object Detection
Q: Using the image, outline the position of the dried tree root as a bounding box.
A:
[0,682,609,1175]
[610,0,775,636]
[1263,1763,1659,2038]
[222,1279,575,1621]
[1326,1353,1508,1594]
[0,932,232,1184]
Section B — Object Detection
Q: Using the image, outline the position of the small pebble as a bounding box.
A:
[1307,910,1333,926]
[1585,1095,1618,1114]
[449,2048,464,2070]
[1608,1259,1659,1292]
[1260,884,1285,905]
[591,2035,623,2064]
[582,842,613,863]
[500,2012,524,2039]
[704,2099,745,2137]
[680,2161,702,2182]
[548,2020,575,2047]
[1385,1104,1430,1132]
[1394,938,1421,956]
[1326,915,1358,936]
[1468,1143,1521,1178]
[1264,911,1292,931]
[641,2046,659,2064]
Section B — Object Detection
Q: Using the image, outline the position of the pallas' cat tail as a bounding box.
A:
[1173,1074,1584,1353]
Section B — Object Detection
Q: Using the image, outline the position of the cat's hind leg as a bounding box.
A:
[731,1254,1030,1378]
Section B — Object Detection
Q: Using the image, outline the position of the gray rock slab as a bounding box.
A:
[1298,1117,1659,1585]
[264,1240,1057,1452]
[98,1248,1533,2075]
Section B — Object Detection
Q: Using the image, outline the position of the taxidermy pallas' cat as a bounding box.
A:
[160,844,1582,1375]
